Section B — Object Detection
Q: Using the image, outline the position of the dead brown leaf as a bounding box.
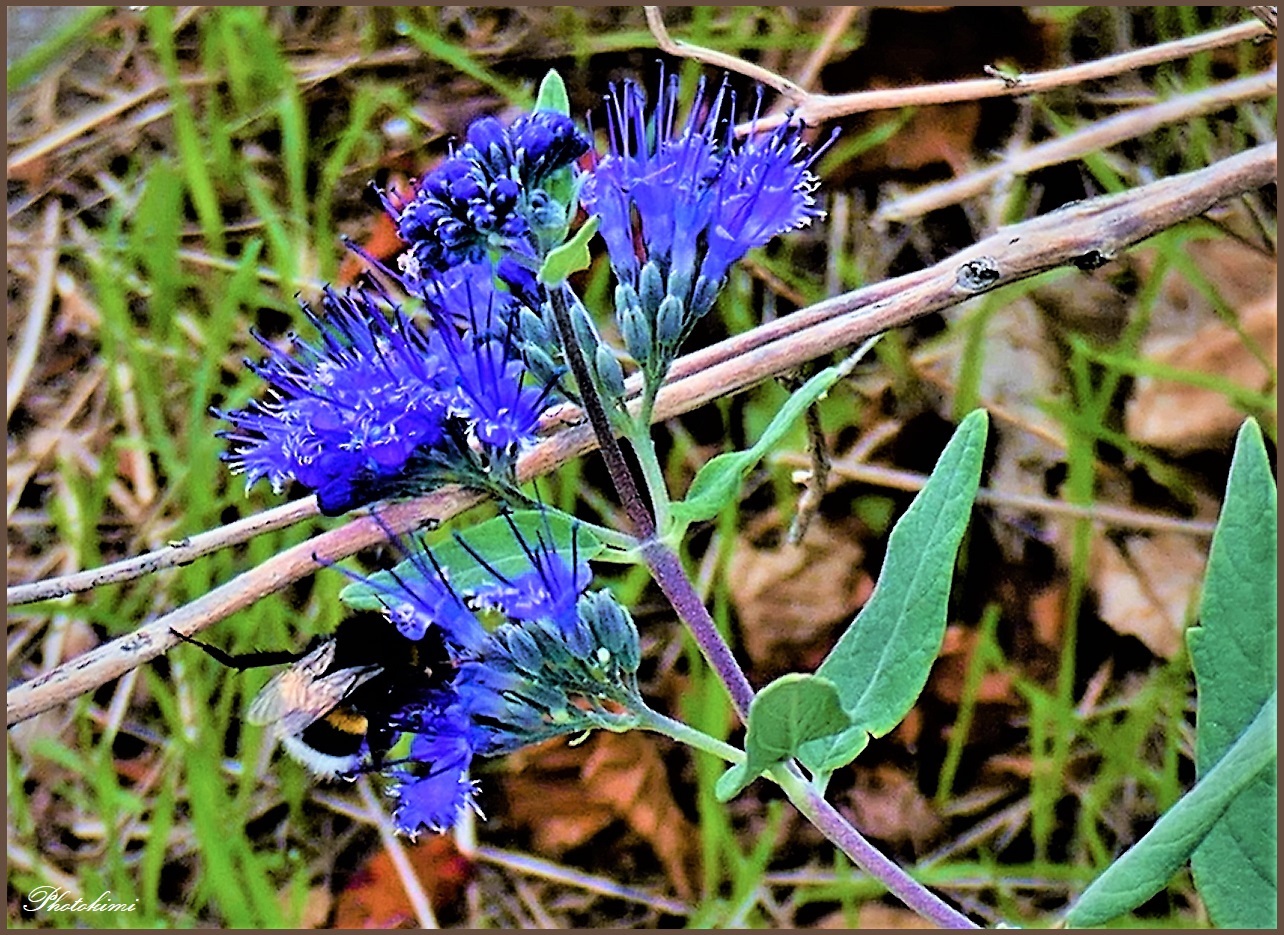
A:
[1126,239,1277,453]
[1093,532,1207,659]
[582,732,699,900]
[818,900,942,928]
[498,733,699,898]
[331,835,473,928]
[843,763,943,853]
[730,517,867,670]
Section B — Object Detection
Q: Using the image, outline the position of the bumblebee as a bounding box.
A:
[172,613,450,779]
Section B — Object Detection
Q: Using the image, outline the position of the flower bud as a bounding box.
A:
[594,344,627,403]
[519,307,552,349]
[616,296,652,364]
[638,260,665,316]
[569,299,601,354]
[655,294,686,348]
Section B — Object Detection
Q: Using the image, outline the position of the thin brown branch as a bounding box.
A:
[7,144,1274,726]
[877,67,1277,222]
[776,455,1219,538]
[734,18,1272,135]
[7,498,320,605]
[644,6,809,103]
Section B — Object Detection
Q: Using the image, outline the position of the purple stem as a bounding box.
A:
[784,766,978,928]
[546,285,756,720]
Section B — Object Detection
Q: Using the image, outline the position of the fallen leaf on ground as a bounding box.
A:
[843,762,943,853]
[730,517,866,670]
[1125,239,1277,453]
[1093,532,1207,659]
[332,834,473,928]
[582,732,699,899]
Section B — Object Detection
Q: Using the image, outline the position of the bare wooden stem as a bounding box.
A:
[877,67,1276,222]
[7,144,1274,726]
[734,19,1272,135]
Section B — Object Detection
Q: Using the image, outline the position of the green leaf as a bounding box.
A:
[1187,418,1278,929]
[534,69,570,115]
[715,674,853,802]
[670,368,843,527]
[341,511,604,611]
[1064,693,1277,928]
[537,216,600,286]
[798,410,988,775]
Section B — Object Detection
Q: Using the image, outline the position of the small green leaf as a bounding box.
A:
[671,368,843,527]
[534,69,570,115]
[715,674,852,802]
[1187,417,1278,929]
[1064,693,1277,928]
[341,511,604,611]
[798,410,987,775]
[538,216,600,286]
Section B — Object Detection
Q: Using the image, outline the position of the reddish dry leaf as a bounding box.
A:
[818,901,942,928]
[581,732,699,900]
[1028,583,1065,651]
[498,732,699,898]
[500,741,618,852]
[730,517,867,670]
[932,624,1013,706]
[843,763,943,853]
[331,834,473,928]
[1093,532,1207,659]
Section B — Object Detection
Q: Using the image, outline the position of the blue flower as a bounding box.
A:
[421,275,554,455]
[387,698,483,835]
[215,288,454,516]
[580,73,825,316]
[320,516,641,835]
[381,110,589,287]
[463,521,592,633]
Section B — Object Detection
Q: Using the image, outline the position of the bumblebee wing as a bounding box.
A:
[246,641,382,736]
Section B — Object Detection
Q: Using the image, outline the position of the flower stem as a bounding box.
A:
[772,764,979,929]
[547,286,656,540]
[639,539,756,721]
[638,707,976,927]
[626,421,671,535]
[634,704,744,764]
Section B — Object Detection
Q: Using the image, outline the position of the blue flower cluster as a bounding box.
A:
[216,284,548,516]
[381,110,589,302]
[344,525,640,835]
[214,73,825,834]
[581,72,825,321]
[219,73,823,518]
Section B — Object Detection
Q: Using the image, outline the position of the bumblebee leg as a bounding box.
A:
[169,628,305,669]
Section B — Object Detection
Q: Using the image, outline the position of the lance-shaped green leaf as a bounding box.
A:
[715,674,853,802]
[670,367,842,528]
[798,410,987,776]
[1186,418,1277,929]
[1064,692,1277,928]
[341,510,604,611]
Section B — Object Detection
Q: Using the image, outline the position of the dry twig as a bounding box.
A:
[729,19,1271,135]
[7,201,61,419]
[877,67,1277,222]
[8,143,1273,726]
